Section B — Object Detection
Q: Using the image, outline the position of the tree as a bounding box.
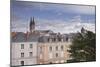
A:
[68,28,96,62]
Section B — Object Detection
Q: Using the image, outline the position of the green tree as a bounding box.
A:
[68,28,96,62]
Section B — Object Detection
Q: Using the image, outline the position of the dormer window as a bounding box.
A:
[49,38,52,42]
[66,37,68,41]
[54,38,56,42]
[48,38,50,42]
[58,38,61,41]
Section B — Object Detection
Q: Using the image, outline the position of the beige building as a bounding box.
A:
[37,33,72,64]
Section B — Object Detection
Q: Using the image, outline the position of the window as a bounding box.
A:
[29,52,33,57]
[54,38,56,42]
[49,46,52,51]
[21,53,24,57]
[48,38,50,42]
[56,46,58,51]
[49,38,52,42]
[58,38,61,41]
[30,44,33,48]
[52,38,56,42]
[66,37,68,41]
[21,44,24,49]
[61,45,63,50]
[21,61,24,66]
[56,53,58,57]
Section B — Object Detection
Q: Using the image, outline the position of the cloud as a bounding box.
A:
[35,16,95,34]
[11,16,95,34]
[11,13,95,34]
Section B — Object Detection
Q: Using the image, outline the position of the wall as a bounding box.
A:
[11,42,38,66]
[37,41,71,64]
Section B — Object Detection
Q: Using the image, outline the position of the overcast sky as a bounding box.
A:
[11,0,96,34]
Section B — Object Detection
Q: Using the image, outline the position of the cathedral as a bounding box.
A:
[30,17,35,33]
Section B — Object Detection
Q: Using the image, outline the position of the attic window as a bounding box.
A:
[48,38,50,42]
[66,37,68,41]
[58,38,61,41]
[53,38,56,42]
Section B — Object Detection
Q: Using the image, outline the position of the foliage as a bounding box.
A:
[68,29,96,62]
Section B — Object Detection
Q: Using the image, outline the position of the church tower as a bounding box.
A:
[30,17,35,33]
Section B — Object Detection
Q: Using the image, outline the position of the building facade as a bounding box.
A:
[37,34,72,64]
[11,17,72,66]
[11,42,38,66]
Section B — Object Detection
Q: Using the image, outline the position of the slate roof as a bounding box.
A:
[11,32,25,42]
[11,32,40,42]
[11,31,70,43]
[38,33,69,42]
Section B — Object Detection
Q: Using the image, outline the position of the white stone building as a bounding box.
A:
[11,42,38,66]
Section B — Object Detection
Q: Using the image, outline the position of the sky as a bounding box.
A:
[11,0,96,34]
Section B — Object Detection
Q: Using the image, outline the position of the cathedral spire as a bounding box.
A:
[32,17,35,25]
[30,17,35,33]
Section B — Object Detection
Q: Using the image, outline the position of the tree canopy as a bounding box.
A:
[68,28,96,62]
